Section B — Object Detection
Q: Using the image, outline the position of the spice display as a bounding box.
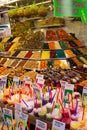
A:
[42,43,49,49]
[46,30,58,41]
[30,51,41,59]
[10,59,20,67]
[56,50,66,58]
[11,50,21,57]
[0,58,7,65]
[57,28,73,40]
[79,57,87,64]
[54,60,61,68]
[54,41,61,49]
[19,30,44,49]
[59,41,68,49]
[40,60,47,69]
[24,60,39,69]
[72,57,83,66]
[78,48,87,55]
[17,51,28,58]
[50,50,56,58]
[41,51,50,59]
[4,59,14,67]
[17,60,27,67]
[64,50,76,58]
[72,48,82,55]
[48,42,55,49]
[24,51,33,58]
[74,39,84,47]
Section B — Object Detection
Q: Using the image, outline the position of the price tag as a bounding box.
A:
[35,119,47,130]
[13,76,20,82]
[1,76,7,83]
[15,103,22,111]
[36,74,44,80]
[19,112,28,121]
[17,113,28,130]
[24,76,30,81]
[15,110,21,121]
[60,80,67,88]
[3,108,13,125]
[37,78,45,89]
[37,78,45,85]
[82,87,87,107]
[0,75,7,89]
[52,120,65,130]
[64,83,74,102]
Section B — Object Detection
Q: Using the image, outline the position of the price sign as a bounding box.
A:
[13,76,20,82]
[0,75,7,89]
[17,113,28,130]
[15,103,22,111]
[37,78,45,89]
[35,120,47,130]
[1,76,7,83]
[60,80,67,88]
[64,83,74,102]
[82,87,87,108]
[15,103,22,121]
[3,108,13,125]
[36,74,44,80]
[52,120,65,130]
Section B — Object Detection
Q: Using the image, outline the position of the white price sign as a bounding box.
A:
[52,120,65,130]
[15,110,21,121]
[15,103,22,111]
[60,80,67,88]
[36,120,47,130]
[19,112,28,121]
[3,108,13,125]
[36,74,44,80]
[13,76,20,82]
[65,83,74,91]
[37,78,45,85]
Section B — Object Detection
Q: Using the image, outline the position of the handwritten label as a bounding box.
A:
[36,74,44,80]
[36,120,47,130]
[19,112,28,121]
[64,83,74,102]
[82,87,87,107]
[15,103,22,111]
[13,76,20,82]
[60,80,67,88]
[3,108,13,125]
[52,120,65,130]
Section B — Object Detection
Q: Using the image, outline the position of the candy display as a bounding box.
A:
[0,6,87,130]
[24,60,39,69]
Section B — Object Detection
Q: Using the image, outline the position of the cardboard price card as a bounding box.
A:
[60,80,67,88]
[35,119,47,130]
[3,108,13,123]
[82,87,87,108]
[17,112,28,130]
[15,103,22,121]
[3,108,13,125]
[64,83,74,102]
[52,120,65,130]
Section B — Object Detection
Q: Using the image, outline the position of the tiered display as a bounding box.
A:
[0,27,87,70]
